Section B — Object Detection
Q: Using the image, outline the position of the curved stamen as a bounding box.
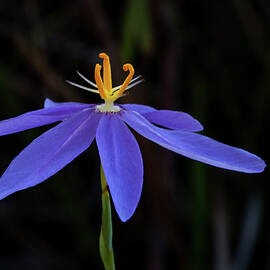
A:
[116,64,134,97]
[68,53,141,104]
[99,53,112,92]
[95,64,107,99]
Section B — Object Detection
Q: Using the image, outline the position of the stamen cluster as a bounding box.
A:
[66,53,143,112]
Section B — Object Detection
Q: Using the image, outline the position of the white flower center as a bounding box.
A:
[95,100,120,113]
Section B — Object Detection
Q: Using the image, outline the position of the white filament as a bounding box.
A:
[67,71,143,96]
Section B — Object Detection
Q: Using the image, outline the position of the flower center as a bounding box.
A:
[95,53,134,112]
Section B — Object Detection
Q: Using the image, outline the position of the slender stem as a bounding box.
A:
[99,165,116,270]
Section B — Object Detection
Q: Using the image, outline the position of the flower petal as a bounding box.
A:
[121,104,203,131]
[44,98,93,109]
[0,109,101,199]
[0,103,93,136]
[96,114,143,222]
[121,104,156,114]
[142,110,203,131]
[121,110,265,173]
[44,98,58,108]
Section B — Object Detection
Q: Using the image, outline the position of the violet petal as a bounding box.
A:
[142,110,203,131]
[121,110,265,173]
[44,98,93,109]
[0,109,101,199]
[0,103,93,136]
[96,113,143,222]
[121,104,156,114]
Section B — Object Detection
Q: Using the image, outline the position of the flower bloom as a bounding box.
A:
[0,53,266,221]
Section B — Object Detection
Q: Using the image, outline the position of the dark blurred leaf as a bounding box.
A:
[121,0,152,59]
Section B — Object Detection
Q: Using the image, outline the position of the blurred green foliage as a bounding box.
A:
[121,0,152,59]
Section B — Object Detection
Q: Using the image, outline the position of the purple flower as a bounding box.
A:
[0,53,265,222]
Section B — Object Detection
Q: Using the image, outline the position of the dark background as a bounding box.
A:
[0,0,269,269]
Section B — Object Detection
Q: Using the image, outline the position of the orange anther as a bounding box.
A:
[117,64,134,97]
[95,64,107,99]
[99,53,112,92]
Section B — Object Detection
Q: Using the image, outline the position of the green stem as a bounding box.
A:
[99,165,116,270]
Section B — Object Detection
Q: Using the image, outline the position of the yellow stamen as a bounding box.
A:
[99,53,112,92]
[68,53,142,112]
[94,53,135,106]
[95,63,106,99]
[116,64,134,98]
